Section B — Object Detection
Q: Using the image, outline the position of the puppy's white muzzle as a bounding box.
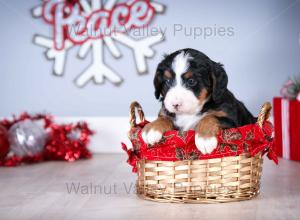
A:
[164,85,200,114]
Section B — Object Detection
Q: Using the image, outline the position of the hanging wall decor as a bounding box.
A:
[32,0,165,87]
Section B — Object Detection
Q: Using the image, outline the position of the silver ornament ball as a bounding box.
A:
[8,119,47,157]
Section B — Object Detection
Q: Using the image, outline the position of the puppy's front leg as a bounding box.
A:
[142,117,173,145]
[195,115,220,154]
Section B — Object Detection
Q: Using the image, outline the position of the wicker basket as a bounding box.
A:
[129,102,272,203]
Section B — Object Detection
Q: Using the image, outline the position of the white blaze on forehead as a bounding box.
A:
[171,51,192,84]
[164,51,203,117]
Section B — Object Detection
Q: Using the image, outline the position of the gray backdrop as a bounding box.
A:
[1,0,300,117]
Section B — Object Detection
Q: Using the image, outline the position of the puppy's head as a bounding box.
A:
[154,48,228,114]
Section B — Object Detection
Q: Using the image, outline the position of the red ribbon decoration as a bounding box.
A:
[122,121,278,173]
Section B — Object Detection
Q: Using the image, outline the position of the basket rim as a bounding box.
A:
[139,152,258,163]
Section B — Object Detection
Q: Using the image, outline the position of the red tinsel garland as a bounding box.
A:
[0,113,93,167]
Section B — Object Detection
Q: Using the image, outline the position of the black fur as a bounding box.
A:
[154,48,256,129]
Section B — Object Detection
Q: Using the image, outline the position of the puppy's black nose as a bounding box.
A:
[173,104,181,110]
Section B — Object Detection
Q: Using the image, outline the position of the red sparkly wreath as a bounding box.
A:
[0,113,93,167]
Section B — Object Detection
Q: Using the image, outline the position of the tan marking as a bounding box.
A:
[196,115,220,138]
[158,108,167,117]
[198,88,209,102]
[142,117,173,134]
[207,110,227,118]
[163,70,172,79]
[183,71,193,79]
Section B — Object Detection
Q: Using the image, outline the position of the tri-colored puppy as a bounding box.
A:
[142,48,256,154]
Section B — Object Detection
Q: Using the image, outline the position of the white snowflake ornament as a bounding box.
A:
[32,0,165,87]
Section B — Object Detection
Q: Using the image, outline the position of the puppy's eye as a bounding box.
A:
[187,78,197,87]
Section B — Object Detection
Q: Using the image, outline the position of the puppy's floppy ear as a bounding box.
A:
[154,71,162,99]
[154,54,170,100]
[212,62,228,103]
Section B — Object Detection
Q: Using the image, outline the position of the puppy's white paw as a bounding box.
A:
[195,134,218,154]
[142,129,163,145]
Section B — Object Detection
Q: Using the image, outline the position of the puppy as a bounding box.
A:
[142,48,256,154]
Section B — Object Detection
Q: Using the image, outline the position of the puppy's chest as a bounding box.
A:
[174,114,205,131]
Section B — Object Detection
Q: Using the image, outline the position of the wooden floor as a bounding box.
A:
[0,154,300,220]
